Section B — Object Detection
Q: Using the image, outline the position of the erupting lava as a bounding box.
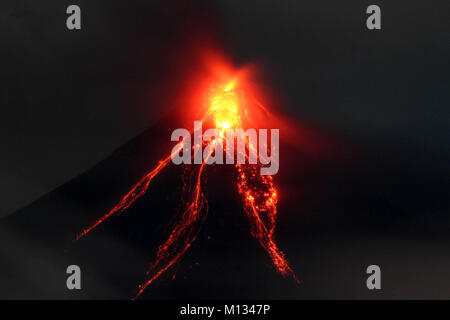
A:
[75,76,298,299]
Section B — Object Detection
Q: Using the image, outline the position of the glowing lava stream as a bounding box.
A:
[75,83,298,298]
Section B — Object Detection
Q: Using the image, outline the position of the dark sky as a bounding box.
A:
[0,0,448,218]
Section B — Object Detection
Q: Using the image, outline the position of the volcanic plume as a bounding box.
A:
[74,54,299,299]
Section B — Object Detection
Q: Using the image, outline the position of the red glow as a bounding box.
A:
[75,50,298,298]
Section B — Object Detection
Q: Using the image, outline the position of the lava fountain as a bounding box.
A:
[74,61,298,298]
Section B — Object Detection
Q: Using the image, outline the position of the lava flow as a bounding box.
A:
[75,77,298,299]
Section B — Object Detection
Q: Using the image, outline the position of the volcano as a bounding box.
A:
[1,97,449,299]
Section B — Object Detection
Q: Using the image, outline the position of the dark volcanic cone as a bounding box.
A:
[0,111,449,299]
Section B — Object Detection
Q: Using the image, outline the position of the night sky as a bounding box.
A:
[0,0,448,299]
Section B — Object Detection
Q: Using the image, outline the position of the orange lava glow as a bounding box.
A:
[75,55,298,298]
[207,84,241,130]
[237,164,297,282]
